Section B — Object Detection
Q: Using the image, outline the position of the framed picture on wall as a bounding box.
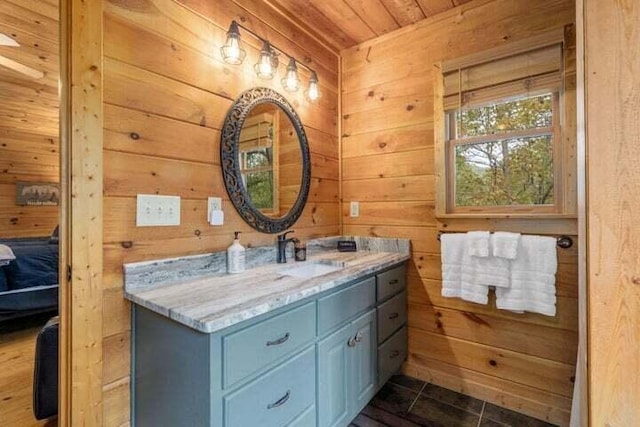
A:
[16,182,60,206]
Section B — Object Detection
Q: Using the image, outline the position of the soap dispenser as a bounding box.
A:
[227,231,246,274]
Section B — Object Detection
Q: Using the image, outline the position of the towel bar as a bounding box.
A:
[436,232,573,249]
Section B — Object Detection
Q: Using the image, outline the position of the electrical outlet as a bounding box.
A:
[350,201,360,217]
[136,194,181,226]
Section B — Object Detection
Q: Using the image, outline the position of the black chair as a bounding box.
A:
[33,316,58,420]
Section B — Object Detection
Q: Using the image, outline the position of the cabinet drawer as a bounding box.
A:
[318,277,375,336]
[376,264,406,302]
[223,302,316,388]
[378,326,408,386]
[225,346,316,427]
[377,290,407,344]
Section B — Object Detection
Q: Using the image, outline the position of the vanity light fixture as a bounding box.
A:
[281,57,300,92]
[220,20,320,101]
[305,71,320,101]
[254,41,278,79]
[220,21,246,65]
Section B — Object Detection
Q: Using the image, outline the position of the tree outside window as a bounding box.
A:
[449,93,557,210]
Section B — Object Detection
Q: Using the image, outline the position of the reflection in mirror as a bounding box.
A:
[221,87,310,234]
[239,103,302,218]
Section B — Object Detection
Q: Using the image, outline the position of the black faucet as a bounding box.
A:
[277,230,299,264]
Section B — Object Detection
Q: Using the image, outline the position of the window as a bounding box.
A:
[435,38,574,217]
[449,92,558,210]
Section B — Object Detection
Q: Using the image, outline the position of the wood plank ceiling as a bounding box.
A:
[267,0,473,51]
[0,0,59,136]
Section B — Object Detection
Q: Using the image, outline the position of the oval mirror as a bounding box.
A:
[221,87,311,233]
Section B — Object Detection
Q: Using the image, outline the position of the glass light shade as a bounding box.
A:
[220,21,246,65]
[254,41,277,79]
[281,58,300,92]
[305,71,320,101]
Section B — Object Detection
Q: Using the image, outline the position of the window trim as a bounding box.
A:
[434,30,576,219]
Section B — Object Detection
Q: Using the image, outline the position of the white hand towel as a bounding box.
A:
[0,244,15,266]
[440,233,466,298]
[496,235,558,316]
[492,232,520,259]
[460,246,489,305]
[466,231,490,257]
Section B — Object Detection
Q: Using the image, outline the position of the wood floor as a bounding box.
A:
[354,375,558,427]
[0,314,57,427]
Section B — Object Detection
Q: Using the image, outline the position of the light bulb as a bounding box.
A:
[281,57,300,92]
[306,71,320,101]
[220,21,245,65]
[254,41,277,79]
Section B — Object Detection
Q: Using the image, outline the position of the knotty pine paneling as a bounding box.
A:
[101,1,339,424]
[0,103,59,240]
[341,0,576,425]
[585,0,640,423]
[0,0,60,239]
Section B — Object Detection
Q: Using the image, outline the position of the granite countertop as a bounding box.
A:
[124,236,410,334]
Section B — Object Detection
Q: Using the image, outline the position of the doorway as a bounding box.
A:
[0,0,61,425]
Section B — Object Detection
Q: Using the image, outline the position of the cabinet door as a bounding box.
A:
[317,323,352,427]
[350,309,377,413]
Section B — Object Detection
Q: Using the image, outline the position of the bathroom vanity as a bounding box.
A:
[125,238,409,427]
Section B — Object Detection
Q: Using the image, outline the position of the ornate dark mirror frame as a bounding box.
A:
[220,87,311,234]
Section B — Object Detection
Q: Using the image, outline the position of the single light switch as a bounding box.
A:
[350,201,360,217]
[136,194,181,226]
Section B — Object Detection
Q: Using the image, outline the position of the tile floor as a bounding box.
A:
[351,374,558,427]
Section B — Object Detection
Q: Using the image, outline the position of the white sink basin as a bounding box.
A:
[280,261,345,279]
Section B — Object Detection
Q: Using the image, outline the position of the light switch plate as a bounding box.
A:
[136,194,181,226]
[350,201,360,217]
[207,197,222,223]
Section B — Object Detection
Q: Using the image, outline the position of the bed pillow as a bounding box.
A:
[4,244,59,290]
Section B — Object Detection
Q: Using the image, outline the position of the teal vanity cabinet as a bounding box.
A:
[376,265,408,386]
[132,263,407,427]
[317,276,377,427]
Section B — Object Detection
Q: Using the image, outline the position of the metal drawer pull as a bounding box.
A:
[389,279,399,285]
[347,337,357,347]
[388,312,399,320]
[354,331,364,343]
[266,332,290,346]
[389,350,401,359]
[267,390,291,409]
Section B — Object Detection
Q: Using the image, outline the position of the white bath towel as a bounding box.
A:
[0,244,16,266]
[440,233,466,298]
[473,235,511,288]
[496,235,558,316]
[466,231,490,257]
[492,232,521,260]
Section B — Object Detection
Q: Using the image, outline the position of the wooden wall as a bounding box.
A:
[340,0,577,425]
[0,1,59,238]
[101,0,339,424]
[585,0,640,423]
